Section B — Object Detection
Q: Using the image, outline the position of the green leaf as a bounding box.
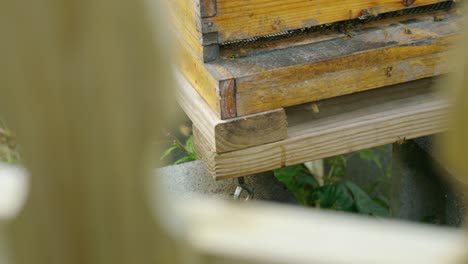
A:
[274,164,320,205]
[160,145,178,160]
[331,165,345,178]
[344,181,389,217]
[174,156,195,165]
[273,166,299,187]
[358,149,382,169]
[367,175,391,194]
[185,136,198,160]
[328,155,347,167]
[185,136,195,154]
[311,183,355,212]
[327,155,347,179]
[274,165,319,189]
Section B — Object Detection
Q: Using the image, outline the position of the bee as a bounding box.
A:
[396,136,407,145]
[402,0,415,7]
[386,66,393,77]
[271,20,282,31]
[309,103,320,113]
[239,48,248,56]
[403,26,412,35]
[358,9,374,20]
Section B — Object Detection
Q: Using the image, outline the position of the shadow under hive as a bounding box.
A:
[168,0,458,180]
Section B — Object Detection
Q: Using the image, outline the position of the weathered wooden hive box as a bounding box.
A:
[169,0,459,179]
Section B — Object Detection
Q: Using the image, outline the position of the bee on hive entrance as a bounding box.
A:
[396,136,407,145]
[309,103,320,113]
[386,66,393,77]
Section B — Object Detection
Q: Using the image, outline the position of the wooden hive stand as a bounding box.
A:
[169,0,459,180]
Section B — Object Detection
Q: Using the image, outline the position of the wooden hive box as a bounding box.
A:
[169,0,459,179]
[169,0,454,62]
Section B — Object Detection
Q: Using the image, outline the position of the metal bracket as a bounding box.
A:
[233,177,254,201]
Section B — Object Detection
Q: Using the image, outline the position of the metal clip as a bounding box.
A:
[233,177,254,201]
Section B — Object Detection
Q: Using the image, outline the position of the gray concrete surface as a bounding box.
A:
[392,138,465,226]
[157,160,298,204]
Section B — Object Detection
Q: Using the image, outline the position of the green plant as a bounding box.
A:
[0,121,20,164]
[160,135,198,164]
[274,149,390,217]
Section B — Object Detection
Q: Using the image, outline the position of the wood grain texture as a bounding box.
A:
[168,0,220,62]
[1,0,179,263]
[220,10,454,60]
[194,78,450,180]
[200,0,217,18]
[164,0,202,50]
[173,28,238,118]
[175,10,457,119]
[169,7,203,59]
[219,79,236,119]
[176,73,288,153]
[182,197,465,264]
[204,0,451,43]
[218,11,458,116]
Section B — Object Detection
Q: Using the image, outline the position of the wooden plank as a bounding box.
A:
[200,0,217,18]
[194,78,450,180]
[176,73,287,153]
[181,199,465,264]
[168,0,201,41]
[219,9,453,60]
[169,3,204,59]
[217,11,458,116]
[236,50,451,115]
[168,0,221,62]
[173,29,227,118]
[173,25,249,119]
[176,10,457,118]
[1,0,179,263]
[203,0,451,43]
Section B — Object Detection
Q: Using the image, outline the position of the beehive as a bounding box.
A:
[169,0,458,179]
[169,0,454,62]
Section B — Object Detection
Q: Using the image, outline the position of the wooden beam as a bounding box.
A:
[194,78,449,180]
[200,0,217,18]
[168,2,203,59]
[180,198,465,264]
[0,0,179,263]
[173,29,229,118]
[168,0,221,62]
[176,73,287,153]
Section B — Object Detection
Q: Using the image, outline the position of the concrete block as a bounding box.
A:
[157,160,298,204]
[392,138,465,226]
